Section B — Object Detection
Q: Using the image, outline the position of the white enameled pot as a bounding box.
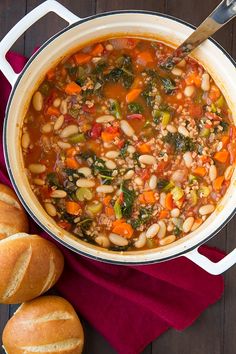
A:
[1,0,236,274]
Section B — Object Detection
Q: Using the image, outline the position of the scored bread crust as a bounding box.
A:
[2,296,84,354]
[0,233,64,304]
[0,184,29,239]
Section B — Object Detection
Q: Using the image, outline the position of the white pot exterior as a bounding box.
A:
[2,5,236,271]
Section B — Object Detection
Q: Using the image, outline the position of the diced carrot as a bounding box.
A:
[165,193,174,210]
[126,88,142,103]
[74,52,91,65]
[193,167,207,177]
[200,156,211,163]
[112,222,134,239]
[209,84,221,102]
[65,157,79,169]
[185,71,201,87]
[64,82,82,95]
[91,43,104,56]
[159,210,170,219]
[103,196,112,206]
[46,68,55,80]
[66,201,81,216]
[136,51,154,66]
[213,176,225,191]
[221,135,230,148]
[66,147,77,157]
[137,143,151,154]
[101,131,119,142]
[139,191,156,205]
[46,106,60,116]
[213,149,229,163]
[105,206,115,217]
[112,219,125,228]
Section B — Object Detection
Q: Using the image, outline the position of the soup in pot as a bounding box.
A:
[22,37,236,251]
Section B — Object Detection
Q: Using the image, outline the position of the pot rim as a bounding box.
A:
[3,9,236,265]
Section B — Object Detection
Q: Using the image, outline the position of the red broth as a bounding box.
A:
[22,37,236,251]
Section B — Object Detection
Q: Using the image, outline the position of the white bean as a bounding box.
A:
[183,216,194,233]
[95,235,110,248]
[171,68,183,76]
[54,115,64,131]
[96,185,114,193]
[33,178,45,186]
[28,164,46,174]
[60,100,68,114]
[191,219,202,231]
[183,151,193,168]
[170,208,180,218]
[42,123,52,133]
[134,232,147,249]
[96,115,115,123]
[157,220,167,239]
[201,73,210,91]
[199,204,215,215]
[134,177,143,186]
[184,85,195,97]
[149,175,157,190]
[76,179,95,188]
[127,145,136,154]
[105,151,119,159]
[32,91,43,111]
[21,132,30,149]
[209,165,217,181]
[159,235,176,246]
[51,190,67,198]
[105,160,117,169]
[139,154,157,165]
[78,167,92,177]
[159,192,166,208]
[146,223,160,238]
[45,203,57,217]
[53,98,61,108]
[172,169,186,183]
[109,233,128,246]
[166,124,177,133]
[178,125,189,137]
[120,120,134,137]
[60,125,79,138]
[224,166,233,181]
[123,170,134,180]
[57,141,71,149]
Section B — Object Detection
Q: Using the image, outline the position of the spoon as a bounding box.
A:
[161,0,236,71]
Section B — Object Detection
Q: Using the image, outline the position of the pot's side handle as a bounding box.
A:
[185,247,236,275]
[0,0,80,86]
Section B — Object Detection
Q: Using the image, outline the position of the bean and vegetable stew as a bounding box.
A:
[22,37,236,251]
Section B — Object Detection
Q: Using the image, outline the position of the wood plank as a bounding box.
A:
[96,0,165,13]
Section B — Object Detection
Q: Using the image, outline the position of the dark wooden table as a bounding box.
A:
[1,1,236,353]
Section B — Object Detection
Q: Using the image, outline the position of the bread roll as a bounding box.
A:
[2,295,84,354]
[0,233,64,304]
[0,183,28,239]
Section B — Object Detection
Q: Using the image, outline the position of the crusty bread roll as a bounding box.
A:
[0,183,28,239]
[2,296,84,354]
[0,233,64,304]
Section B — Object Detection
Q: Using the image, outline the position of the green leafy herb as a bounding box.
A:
[114,199,122,219]
[120,141,130,158]
[173,226,181,236]
[109,99,122,119]
[157,179,175,192]
[131,207,152,229]
[92,61,107,74]
[39,81,50,96]
[220,121,229,132]
[128,102,143,114]
[120,183,136,218]
[133,152,141,167]
[105,55,134,89]
[163,132,195,152]
[159,77,176,94]
[46,173,61,188]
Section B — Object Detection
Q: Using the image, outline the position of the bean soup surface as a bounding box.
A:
[22,37,236,251]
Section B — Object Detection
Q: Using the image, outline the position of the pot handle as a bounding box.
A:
[185,247,236,275]
[0,0,80,86]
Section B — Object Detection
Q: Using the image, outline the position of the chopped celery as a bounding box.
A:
[172,217,183,230]
[211,103,217,113]
[68,133,86,144]
[189,174,197,184]
[200,127,210,138]
[215,95,225,108]
[157,179,175,192]
[171,186,184,201]
[76,188,93,202]
[153,110,171,126]
[86,201,103,214]
[198,186,210,198]
[114,199,122,219]
[190,190,198,206]
[161,111,171,127]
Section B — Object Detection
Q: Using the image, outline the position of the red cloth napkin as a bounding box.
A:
[0,52,225,354]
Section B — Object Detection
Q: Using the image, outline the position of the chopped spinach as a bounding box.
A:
[163,132,195,152]
[46,172,61,188]
[120,183,136,218]
[120,141,130,158]
[105,55,134,89]
[159,76,176,94]
[39,81,50,96]
[157,179,170,191]
[131,207,152,229]
[128,102,143,114]
[92,61,107,75]
[220,121,229,132]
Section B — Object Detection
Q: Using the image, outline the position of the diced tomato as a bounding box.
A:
[117,139,125,148]
[57,220,71,230]
[127,114,144,120]
[90,123,103,139]
[82,104,96,114]
[104,126,120,134]
[156,160,169,173]
[138,168,151,181]
[64,114,76,123]
[41,187,52,199]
